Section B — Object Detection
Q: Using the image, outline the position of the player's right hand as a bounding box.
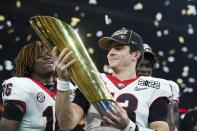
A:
[53,47,76,81]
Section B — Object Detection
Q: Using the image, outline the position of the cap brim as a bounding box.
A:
[98,37,127,50]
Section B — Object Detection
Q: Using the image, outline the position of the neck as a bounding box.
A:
[112,66,137,81]
[30,74,53,85]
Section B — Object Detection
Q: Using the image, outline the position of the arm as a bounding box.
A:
[148,97,169,131]
[0,117,20,131]
[54,48,85,130]
[56,90,84,130]
[167,100,179,131]
[0,102,25,131]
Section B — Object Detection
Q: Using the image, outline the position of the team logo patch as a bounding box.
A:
[37,92,45,102]
[116,83,126,88]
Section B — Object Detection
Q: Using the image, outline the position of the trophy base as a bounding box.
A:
[93,100,116,117]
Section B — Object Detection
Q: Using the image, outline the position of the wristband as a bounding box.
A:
[123,120,136,131]
[57,79,70,91]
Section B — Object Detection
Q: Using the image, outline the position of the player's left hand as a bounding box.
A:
[102,102,130,129]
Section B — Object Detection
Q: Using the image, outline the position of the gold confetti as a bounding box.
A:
[7,28,15,34]
[86,33,92,37]
[0,15,5,21]
[163,29,169,35]
[133,3,143,10]
[168,49,175,55]
[70,17,80,27]
[16,0,21,8]
[188,53,193,59]
[162,60,167,65]
[0,44,3,49]
[26,34,32,41]
[88,47,94,54]
[75,6,80,11]
[177,78,183,84]
[154,20,159,27]
[178,36,185,44]
[183,66,189,72]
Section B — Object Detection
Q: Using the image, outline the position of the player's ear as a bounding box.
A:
[134,51,141,60]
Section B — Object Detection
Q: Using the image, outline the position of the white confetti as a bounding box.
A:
[96,30,103,37]
[133,3,143,10]
[158,50,164,56]
[182,72,189,77]
[89,0,97,5]
[181,46,188,52]
[188,77,195,83]
[0,65,3,71]
[6,20,12,27]
[156,30,162,37]
[187,5,197,16]
[105,15,112,25]
[168,56,175,62]
[163,66,170,73]
[4,60,14,71]
[156,12,163,21]
[188,24,194,35]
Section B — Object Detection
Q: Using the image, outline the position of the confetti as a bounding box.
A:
[88,47,94,54]
[0,15,5,21]
[104,15,112,25]
[133,3,143,10]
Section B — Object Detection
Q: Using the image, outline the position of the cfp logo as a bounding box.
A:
[112,30,128,37]
[37,92,45,102]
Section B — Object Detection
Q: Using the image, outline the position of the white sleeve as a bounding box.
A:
[168,80,180,102]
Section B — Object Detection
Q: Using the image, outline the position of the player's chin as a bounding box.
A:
[138,72,150,76]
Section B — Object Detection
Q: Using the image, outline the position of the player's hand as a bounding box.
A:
[102,102,130,129]
[53,47,76,81]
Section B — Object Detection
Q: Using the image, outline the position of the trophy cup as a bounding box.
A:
[29,16,116,116]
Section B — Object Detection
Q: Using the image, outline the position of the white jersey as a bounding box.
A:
[168,80,180,102]
[2,77,58,131]
[85,74,173,131]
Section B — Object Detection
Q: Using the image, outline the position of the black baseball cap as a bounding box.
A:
[143,43,156,57]
[143,43,159,64]
[98,29,144,53]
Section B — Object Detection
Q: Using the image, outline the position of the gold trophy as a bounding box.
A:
[29,16,116,116]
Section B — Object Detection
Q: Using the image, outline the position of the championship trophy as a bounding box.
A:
[29,16,116,116]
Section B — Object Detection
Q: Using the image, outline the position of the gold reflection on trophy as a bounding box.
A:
[29,16,113,103]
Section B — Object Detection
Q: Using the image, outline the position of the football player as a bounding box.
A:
[137,43,180,131]
[0,41,75,131]
[55,29,173,131]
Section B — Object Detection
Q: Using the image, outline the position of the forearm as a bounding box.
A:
[55,90,77,130]
[0,117,20,131]
[123,120,169,131]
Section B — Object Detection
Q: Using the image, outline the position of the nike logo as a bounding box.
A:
[134,86,147,91]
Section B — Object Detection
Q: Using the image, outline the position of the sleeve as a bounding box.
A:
[148,97,169,123]
[168,81,180,103]
[73,89,90,114]
[2,100,25,122]
[2,78,27,114]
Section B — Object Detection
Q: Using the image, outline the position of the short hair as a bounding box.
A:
[15,41,48,77]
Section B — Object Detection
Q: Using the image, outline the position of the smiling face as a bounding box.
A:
[107,42,139,72]
[31,48,55,78]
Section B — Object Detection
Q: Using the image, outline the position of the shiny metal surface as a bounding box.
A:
[29,16,114,104]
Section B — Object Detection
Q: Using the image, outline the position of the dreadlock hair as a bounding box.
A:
[15,41,48,77]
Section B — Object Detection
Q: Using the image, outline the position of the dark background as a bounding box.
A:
[0,0,196,110]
